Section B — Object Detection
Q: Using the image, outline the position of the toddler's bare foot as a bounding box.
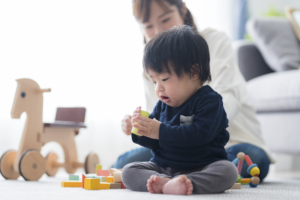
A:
[162,175,193,195]
[147,175,171,194]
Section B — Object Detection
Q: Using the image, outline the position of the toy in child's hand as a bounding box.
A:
[131,110,150,136]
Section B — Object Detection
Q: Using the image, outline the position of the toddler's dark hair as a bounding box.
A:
[143,25,211,83]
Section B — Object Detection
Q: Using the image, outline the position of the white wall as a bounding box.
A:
[0,0,145,170]
[185,0,234,39]
[0,0,236,171]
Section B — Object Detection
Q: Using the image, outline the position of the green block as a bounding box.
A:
[237,175,241,183]
[69,175,79,181]
[100,176,106,182]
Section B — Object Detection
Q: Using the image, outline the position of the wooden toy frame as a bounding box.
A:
[0,79,99,181]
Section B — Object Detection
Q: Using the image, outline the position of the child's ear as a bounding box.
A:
[191,64,200,81]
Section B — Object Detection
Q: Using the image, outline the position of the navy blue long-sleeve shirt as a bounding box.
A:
[132,85,229,170]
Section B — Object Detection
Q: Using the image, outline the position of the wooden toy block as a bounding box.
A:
[107,176,114,183]
[232,158,239,165]
[237,152,245,160]
[237,160,244,175]
[96,165,102,173]
[100,176,107,182]
[82,174,86,188]
[61,181,82,187]
[113,172,122,183]
[110,183,121,189]
[97,170,110,177]
[121,182,126,189]
[100,183,110,189]
[241,178,251,184]
[230,183,241,189]
[110,168,121,175]
[86,175,106,182]
[69,174,79,181]
[84,178,100,190]
[132,110,149,136]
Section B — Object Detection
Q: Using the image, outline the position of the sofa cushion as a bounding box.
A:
[247,70,300,112]
[247,18,300,71]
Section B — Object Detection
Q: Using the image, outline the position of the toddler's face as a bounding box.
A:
[148,67,201,107]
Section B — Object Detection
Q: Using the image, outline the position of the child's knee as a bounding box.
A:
[121,162,139,189]
[222,161,238,188]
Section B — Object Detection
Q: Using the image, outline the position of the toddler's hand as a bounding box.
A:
[122,115,132,135]
[131,106,142,127]
[132,109,161,140]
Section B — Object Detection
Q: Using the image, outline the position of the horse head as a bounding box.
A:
[11,78,51,119]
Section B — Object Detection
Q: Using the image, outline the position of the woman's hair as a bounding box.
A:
[143,25,211,84]
[132,0,198,43]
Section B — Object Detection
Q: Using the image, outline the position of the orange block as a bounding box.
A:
[100,182,110,189]
[97,170,110,177]
[61,181,82,187]
[107,176,114,183]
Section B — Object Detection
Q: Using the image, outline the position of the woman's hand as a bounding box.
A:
[122,115,132,135]
[131,107,161,140]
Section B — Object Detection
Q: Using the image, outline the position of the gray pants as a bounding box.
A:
[122,160,238,194]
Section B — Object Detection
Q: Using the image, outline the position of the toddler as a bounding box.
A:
[122,25,238,195]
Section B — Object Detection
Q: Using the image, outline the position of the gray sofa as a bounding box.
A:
[233,18,300,155]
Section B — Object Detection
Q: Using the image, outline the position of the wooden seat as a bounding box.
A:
[44,108,87,131]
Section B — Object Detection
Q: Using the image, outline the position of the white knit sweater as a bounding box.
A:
[142,28,275,163]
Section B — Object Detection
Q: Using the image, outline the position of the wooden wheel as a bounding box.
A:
[0,150,20,180]
[84,153,99,174]
[45,152,59,177]
[19,149,46,181]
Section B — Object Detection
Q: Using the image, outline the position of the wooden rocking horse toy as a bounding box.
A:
[0,78,99,181]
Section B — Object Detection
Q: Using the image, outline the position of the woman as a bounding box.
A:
[115,0,274,181]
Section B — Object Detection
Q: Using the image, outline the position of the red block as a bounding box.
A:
[97,170,110,177]
[121,182,126,189]
[82,174,86,188]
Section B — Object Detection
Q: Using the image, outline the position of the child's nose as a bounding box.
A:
[156,83,164,92]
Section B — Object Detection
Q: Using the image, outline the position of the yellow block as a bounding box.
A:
[96,165,102,173]
[106,176,114,183]
[84,178,100,190]
[131,110,149,136]
[100,183,110,189]
[61,181,82,187]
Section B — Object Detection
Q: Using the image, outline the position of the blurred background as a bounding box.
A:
[0,0,300,175]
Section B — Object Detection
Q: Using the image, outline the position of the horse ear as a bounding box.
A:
[37,88,51,93]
